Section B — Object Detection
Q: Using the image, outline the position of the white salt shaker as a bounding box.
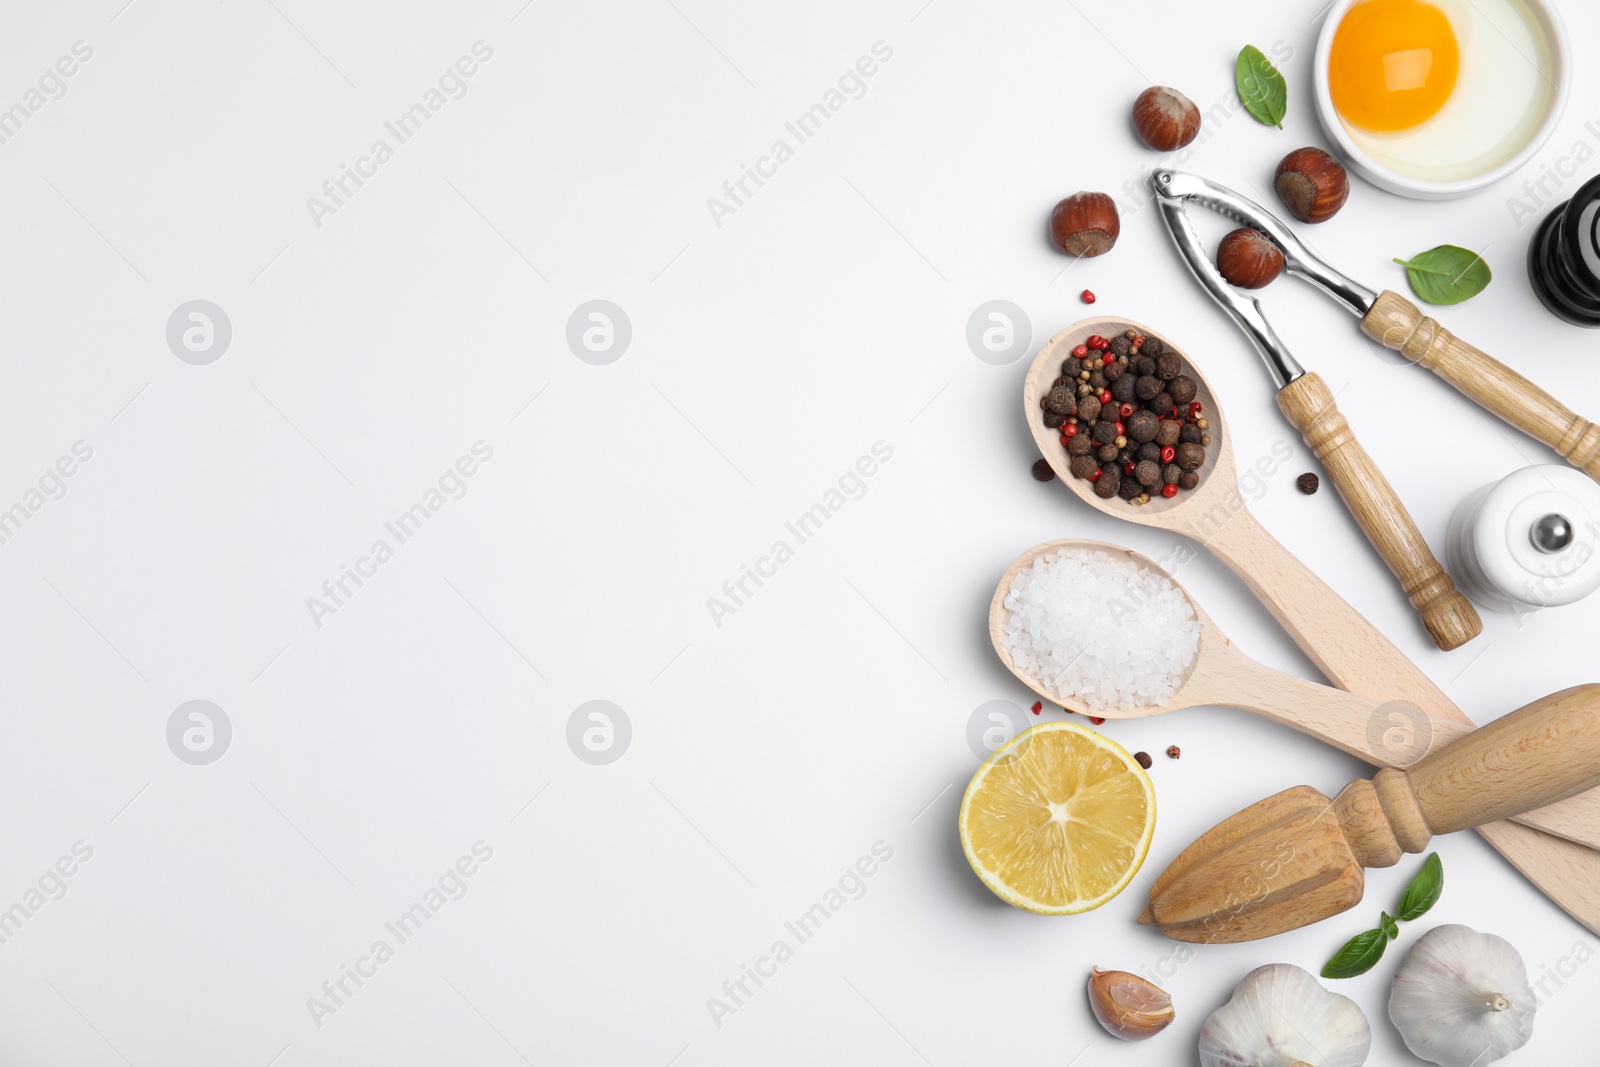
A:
[1445,465,1600,614]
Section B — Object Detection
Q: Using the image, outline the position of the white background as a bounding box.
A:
[1,0,1597,1064]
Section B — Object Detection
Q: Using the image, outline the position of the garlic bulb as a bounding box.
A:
[1087,967,1174,1040]
[1199,963,1370,1067]
[1389,925,1535,1067]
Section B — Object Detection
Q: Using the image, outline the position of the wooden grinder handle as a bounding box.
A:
[1362,291,1600,481]
[1276,371,1482,651]
[1398,685,1600,840]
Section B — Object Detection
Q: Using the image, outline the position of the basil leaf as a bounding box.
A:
[1380,911,1400,940]
[1394,246,1492,305]
[1236,45,1287,128]
[1322,928,1389,979]
[1397,852,1444,922]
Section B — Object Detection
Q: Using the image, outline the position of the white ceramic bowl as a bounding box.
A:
[1313,0,1572,200]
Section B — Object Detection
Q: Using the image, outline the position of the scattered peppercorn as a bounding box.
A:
[1134,750,1153,769]
[1081,289,1096,304]
[1166,745,1181,759]
[1089,716,1106,725]
[1298,472,1320,494]
[1032,459,1056,482]
[1031,701,1043,714]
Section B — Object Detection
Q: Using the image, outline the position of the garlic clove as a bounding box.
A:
[1389,925,1536,1067]
[1087,967,1174,1041]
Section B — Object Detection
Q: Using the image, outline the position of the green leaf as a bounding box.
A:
[1323,928,1390,979]
[1236,45,1287,128]
[1396,852,1444,922]
[1380,911,1400,940]
[1394,246,1492,305]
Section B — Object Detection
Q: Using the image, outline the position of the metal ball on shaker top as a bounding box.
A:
[1446,465,1600,613]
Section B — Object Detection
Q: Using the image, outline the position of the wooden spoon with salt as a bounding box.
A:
[991,539,1472,767]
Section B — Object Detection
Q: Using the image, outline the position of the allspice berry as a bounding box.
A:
[1135,460,1162,487]
[1175,442,1206,470]
[1070,455,1098,479]
[1094,467,1121,498]
[1274,147,1349,224]
[1127,409,1159,442]
[1077,394,1102,423]
[1216,228,1285,288]
[1050,192,1121,257]
[1168,375,1197,406]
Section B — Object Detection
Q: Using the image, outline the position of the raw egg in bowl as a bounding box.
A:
[1314,0,1570,198]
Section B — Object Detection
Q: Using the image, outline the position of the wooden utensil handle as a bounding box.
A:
[1362,291,1600,481]
[1275,372,1482,651]
[1403,685,1600,838]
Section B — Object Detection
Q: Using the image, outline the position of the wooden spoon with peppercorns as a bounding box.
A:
[1021,320,1600,853]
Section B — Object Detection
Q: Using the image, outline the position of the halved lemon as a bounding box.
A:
[959,721,1156,914]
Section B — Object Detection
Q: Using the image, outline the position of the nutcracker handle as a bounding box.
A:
[1362,291,1600,482]
[1275,371,1482,651]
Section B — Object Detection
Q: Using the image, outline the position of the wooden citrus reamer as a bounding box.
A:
[1024,319,1600,934]
[1141,684,1600,943]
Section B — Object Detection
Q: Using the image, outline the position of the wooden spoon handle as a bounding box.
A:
[1195,501,1600,849]
[1362,290,1600,480]
[1401,684,1600,837]
[1275,371,1482,651]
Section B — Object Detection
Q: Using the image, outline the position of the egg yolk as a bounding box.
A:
[1330,0,1460,132]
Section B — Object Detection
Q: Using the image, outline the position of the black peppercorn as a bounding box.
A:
[1111,375,1138,404]
[1179,424,1202,444]
[1135,374,1163,401]
[1156,352,1181,380]
[1298,472,1320,494]
[1109,336,1132,358]
[1135,459,1161,486]
[1119,477,1142,500]
[1097,443,1120,462]
[1175,442,1206,470]
[1168,375,1197,406]
[1126,409,1159,443]
[1142,336,1166,359]
[1134,750,1153,769]
[1093,421,1117,445]
[1069,454,1097,479]
[1178,471,1199,490]
[1156,419,1182,447]
[1032,459,1056,481]
[1076,395,1102,423]
[1062,357,1084,378]
[1088,369,1107,391]
[1068,433,1094,456]
[1044,411,1065,429]
[1094,468,1121,498]
[1103,360,1125,382]
[1149,392,1174,416]
[1137,442,1161,462]
[1043,385,1077,415]
[1134,356,1156,377]
[1163,462,1182,485]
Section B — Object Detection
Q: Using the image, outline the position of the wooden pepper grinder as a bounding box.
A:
[1141,684,1600,943]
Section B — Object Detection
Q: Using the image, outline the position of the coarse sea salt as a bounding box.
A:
[1001,548,1201,714]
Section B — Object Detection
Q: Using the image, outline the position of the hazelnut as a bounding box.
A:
[1274,147,1349,224]
[1131,86,1201,152]
[1216,228,1285,288]
[1050,191,1120,257]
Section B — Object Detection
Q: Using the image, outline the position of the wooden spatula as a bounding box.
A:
[1141,684,1600,943]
